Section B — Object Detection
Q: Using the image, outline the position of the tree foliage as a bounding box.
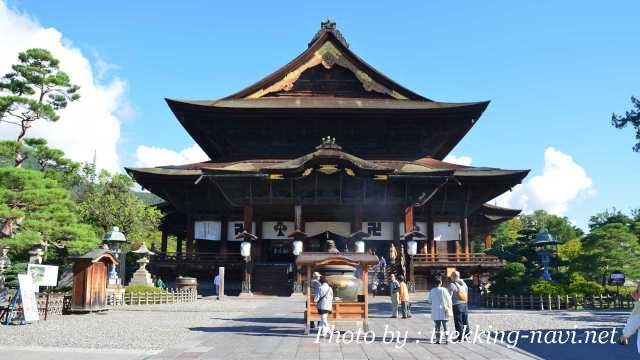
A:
[79,171,162,248]
[0,48,80,166]
[612,96,640,152]
[0,168,100,261]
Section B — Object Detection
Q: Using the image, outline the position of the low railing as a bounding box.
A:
[481,293,634,310]
[412,253,504,267]
[107,288,197,306]
[152,252,243,264]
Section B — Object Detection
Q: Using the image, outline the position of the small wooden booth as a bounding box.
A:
[296,252,378,334]
[69,249,118,312]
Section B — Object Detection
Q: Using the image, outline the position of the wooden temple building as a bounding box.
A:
[126,21,529,295]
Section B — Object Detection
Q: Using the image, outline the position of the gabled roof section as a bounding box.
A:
[222,22,429,101]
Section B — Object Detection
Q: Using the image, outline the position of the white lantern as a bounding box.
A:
[292,240,303,256]
[240,241,252,258]
[407,240,418,256]
[355,240,365,253]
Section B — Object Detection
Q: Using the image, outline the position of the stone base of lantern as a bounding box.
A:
[129,267,153,286]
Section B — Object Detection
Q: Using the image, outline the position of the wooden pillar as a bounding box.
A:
[176,234,184,256]
[353,205,363,233]
[242,205,254,295]
[244,205,253,233]
[186,217,194,258]
[462,217,470,257]
[160,229,168,254]
[427,207,435,258]
[254,217,263,262]
[220,218,228,255]
[484,233,493,249]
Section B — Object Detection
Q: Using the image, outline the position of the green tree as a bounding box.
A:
[490,262,531,295]
[491,218,523,248]
[0,48,80,167]
[520,210,582,243]
[611,96,640,152]
[79,171,162,247]
[0,138,81,188]
[580,223,640,283]
[0,168,100,262]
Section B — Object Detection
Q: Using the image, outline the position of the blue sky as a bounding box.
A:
[2,0,639,229]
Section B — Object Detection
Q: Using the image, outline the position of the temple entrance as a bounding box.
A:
[253,263,293,296]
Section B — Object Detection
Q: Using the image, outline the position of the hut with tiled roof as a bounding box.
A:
[126,20,528,294]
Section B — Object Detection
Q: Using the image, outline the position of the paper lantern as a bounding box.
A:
[407,240,418,256]
[240,241,252,258]
[292,240,303,256]
[355,240,365,253]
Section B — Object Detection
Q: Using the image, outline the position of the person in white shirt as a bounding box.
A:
[619,285,640,353]
[314,276,334,337]
[428,278,453,344]
[213,273,221,298]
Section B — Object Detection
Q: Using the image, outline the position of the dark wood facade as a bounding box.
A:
[127,21,529,293]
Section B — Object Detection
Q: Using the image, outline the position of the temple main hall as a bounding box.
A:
[126,21,529,295]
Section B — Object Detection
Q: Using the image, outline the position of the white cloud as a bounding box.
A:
[443,154,473,166]
[0,2,126,172]
[135,143,209,168]
[495,147,594,215]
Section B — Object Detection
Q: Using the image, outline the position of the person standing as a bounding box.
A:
[310,272,321,329]
[428,278,453,344]
[213,272,221,298]
[398,275,412,318]
[619,284,640,353]
[448,271,469,341]
[314,276,334,337]
[389,274,400,318]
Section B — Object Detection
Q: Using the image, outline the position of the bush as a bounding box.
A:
[568,280,604,296]
[125,285,167,294]
[530,280,565,296]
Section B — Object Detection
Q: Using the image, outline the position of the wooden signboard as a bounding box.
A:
[18,274,39,322]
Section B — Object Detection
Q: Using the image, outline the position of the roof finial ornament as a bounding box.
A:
[308,19,349,48]
[316,136,342,150]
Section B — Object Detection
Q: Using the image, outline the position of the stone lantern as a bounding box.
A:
[129,243,155,286]
[0,246,11,290]
[103,226,128,285]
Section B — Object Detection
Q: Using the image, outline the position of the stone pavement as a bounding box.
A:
[147,296,537,360]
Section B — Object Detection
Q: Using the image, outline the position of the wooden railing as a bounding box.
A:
[412,253,504,267]
[481,293,634,310]
[152,252,243,264]
[107,288,197,306]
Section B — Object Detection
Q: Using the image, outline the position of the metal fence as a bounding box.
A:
[481,293,634,310]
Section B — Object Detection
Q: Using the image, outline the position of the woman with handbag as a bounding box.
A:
[314,276,334,337]
[428,277,453,344]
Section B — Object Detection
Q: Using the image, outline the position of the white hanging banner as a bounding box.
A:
[361,222,393,240]
[399,222,427,238]
[227,221,257,241]
[305,222,351,237]
[434,222,461,241]
[194,221,221,241]
[262,221,295,239]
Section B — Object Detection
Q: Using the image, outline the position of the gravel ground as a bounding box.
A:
[0,296,277,350]
[0,295,629,352]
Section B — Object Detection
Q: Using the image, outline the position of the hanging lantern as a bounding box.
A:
[240,241,252,258]
[292,240,303,256]
[355,240,365,253]
[407,240,418,256]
